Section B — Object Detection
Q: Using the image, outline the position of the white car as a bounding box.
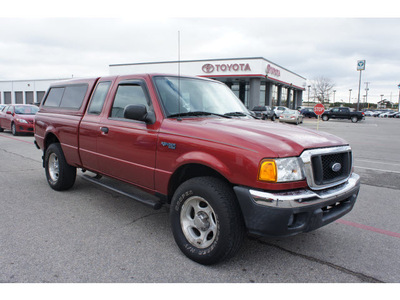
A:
[279,109,303,125]
[273,106,289,118]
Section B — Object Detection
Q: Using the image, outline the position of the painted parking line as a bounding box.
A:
[336,219,400,239]
[0,134,35,145]
[354,166,400,174]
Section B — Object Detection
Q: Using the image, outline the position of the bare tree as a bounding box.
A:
[311,76,335,104]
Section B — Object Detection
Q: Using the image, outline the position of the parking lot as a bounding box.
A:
[0,117,399,283]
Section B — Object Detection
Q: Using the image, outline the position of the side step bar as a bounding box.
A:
[81,174,163,210]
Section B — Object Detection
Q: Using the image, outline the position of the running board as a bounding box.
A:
[81,174,163,210]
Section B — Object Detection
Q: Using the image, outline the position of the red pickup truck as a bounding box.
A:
[34,74,360,265]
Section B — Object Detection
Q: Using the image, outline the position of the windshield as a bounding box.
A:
[14,105,39,115]
[153,76,249,118]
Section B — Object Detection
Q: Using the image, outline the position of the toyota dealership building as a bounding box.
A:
[110,57,307,110]
[1,57,306,110]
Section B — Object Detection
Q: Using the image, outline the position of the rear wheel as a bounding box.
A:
[322,115,329,121]
[44,143,76,191]
[351,116,358,123]
[170,176,245,265]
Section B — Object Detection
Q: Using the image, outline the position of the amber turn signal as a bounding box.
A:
[258,159,277,182]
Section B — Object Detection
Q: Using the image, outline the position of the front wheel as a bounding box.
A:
[170,177,245,265]
[271,114,276,121]
[11,123,18,136]
[44,143,76,191]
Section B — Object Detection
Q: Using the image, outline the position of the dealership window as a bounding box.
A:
[272,85,278,107]
[259,83,266,106]
[36,91,45,104]
[4,92,11,104]
[231,82,248,107]
[15,91,23,104]
[25,91,34,104]
[281,87,287,104]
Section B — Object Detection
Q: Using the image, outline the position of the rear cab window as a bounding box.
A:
[40,78,99,115]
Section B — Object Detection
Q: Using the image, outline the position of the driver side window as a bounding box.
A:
[110,84,152,119]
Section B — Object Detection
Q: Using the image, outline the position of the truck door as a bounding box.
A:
[79,80,113,172]
[330,108,339,118]
[96,79,157,190]
[339,108,348,119]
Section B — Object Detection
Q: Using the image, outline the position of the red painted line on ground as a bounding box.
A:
[336,219,400,239]
[0,134,35,145]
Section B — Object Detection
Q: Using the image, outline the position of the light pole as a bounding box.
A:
[398,84,400,112]
[349,89,352,105]
[333,90,336,104]
[308,85,311,105]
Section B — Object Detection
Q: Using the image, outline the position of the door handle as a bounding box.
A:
[100,127,109,134]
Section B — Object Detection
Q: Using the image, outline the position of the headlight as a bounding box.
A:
[258,157,305,182]
[16,118,28,124]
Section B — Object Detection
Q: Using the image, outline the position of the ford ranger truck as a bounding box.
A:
[34,74,360,265]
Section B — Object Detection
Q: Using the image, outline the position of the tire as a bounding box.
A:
[170,176,245,265]
[271,114,276,121]
[44,143,76,191]
[11,123,18,136]
[322,115,329,121]
[351,116,358,123]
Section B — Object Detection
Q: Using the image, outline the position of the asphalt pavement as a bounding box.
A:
[0,117,399,284]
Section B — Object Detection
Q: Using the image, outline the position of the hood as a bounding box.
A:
[16,114,35,121]
[161,117,348,157]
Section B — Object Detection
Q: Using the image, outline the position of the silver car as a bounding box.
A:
[279,109,303,125]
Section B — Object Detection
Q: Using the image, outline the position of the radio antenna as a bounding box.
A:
[177,30,182,121]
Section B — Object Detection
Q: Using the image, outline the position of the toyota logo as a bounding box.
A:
[202,64,215,73]
[331,163,342,172]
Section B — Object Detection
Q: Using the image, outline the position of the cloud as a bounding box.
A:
[0,17,399,103]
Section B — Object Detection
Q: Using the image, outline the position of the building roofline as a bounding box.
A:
[109,57,306,80]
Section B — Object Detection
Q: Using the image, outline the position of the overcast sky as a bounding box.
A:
[1,2,399,104]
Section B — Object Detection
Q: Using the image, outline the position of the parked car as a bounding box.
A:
[300,107,317,118]
[251,106,276,121]
[380,111,397,118]
[363,110,374,116]
[0,104,39,135]
[273,106,289,118]
[0,104,6,111]
[279,109,303,125]
[393,112,400,118]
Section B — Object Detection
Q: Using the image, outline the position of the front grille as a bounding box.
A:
[300,146,353,190]
[311,152,351,185]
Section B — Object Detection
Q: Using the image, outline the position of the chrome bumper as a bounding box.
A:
[249,173,360,209]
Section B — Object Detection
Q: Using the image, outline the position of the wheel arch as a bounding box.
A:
[167,163,232,204]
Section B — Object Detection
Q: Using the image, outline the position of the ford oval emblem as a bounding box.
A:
[332,162,342,172]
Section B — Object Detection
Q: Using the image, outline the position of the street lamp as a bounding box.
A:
[398,84,400,112]
[349,89,352,105]
[333,90,336,103]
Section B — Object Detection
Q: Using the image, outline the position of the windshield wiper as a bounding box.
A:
[224,111,249,117]
[168,111,232,119]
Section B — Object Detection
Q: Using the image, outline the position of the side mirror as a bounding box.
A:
[6,111,12,115]
[124,104,155,124]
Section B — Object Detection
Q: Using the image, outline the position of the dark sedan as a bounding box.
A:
[251,106,276,121]
[300,107,317,118]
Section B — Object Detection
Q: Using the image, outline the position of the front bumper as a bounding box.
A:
[234,173,360,237]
